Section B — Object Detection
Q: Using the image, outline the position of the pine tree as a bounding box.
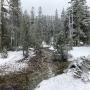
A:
[54,9,59,35]
[0,0,1,50]
[30,7,35,24]
[0,0,10,57]
[54,9,68,61]
[9,0,21,49]
[22,11,30,57]
[67,0,90,45]
[61,9,66,39]
[29,7,36,48]
[53,9,60,45]
[35,6,43,48]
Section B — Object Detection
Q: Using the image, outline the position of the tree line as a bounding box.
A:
[0,0,90,57]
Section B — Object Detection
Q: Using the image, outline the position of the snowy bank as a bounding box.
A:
[68,47,90,60]
[35,46,90,90]
[35,72,90,90]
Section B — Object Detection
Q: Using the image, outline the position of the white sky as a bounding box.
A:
[21,0,90,15]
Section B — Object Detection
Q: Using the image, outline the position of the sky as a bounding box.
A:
[21,0,90,15]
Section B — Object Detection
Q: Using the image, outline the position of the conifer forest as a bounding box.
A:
[0,0,90,90]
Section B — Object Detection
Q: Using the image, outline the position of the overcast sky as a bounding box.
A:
[21,0,90,15]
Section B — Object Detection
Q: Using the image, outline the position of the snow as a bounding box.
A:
[41,41,56,51]
[35,46,90,90]
[68,47,90,60]
[29,48,36,57]
[49,46,55,51]
[42,41,49,48]
[0,51,27,75]
[35,72,90,90]
[0,51,23,65]
[0,49,35,75]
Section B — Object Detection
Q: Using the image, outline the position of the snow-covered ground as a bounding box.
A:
[0,51,26,75]
[68,46,90,60]
[35,72,90,90]
[0,49,35,75]
[35,46,90,90]
[49,46,55,51]
[41,41,56,51]
[42,41,50,48]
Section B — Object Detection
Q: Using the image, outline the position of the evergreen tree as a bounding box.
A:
[54,9,60,35]
[55,31,67,61]
[29,7,36,47]
[0,0,10,57]
[54,9,59,45]
[67,0,90,45]
[22,11,30,57]
[30,7,35,24]
[35,6,43,48]
[9,0,21,49]
[54,9,68,61]
[0,0,2,50]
